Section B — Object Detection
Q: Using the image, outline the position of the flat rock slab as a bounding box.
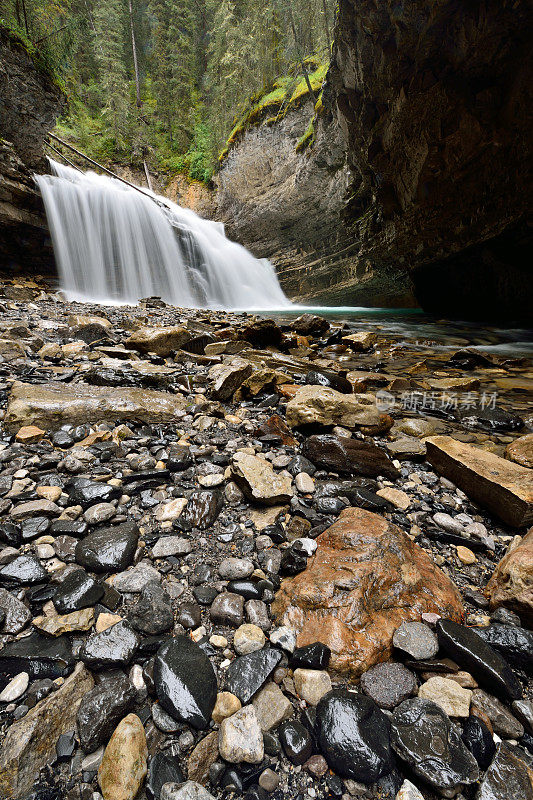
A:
[0,664,93,800]
[272,507,463,678]
[4,381,188,431]
[426,436,533,527]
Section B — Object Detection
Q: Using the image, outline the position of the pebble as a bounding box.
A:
[233,623,266,655]
[212,692,242,723]
[293,668,332,706]
[393,621,439,660]
[218,557,254,580]
[160,781,215,800]
[259,768,280,792]
[218,705,264,763]
[0,671,29,702]
[97,714,147,800]
[154,636,217,729]
[360,662,417,710]
[252,681,293,730]
[226,648,282,703]
[418,676,472,717]
[456,545,477,564]
[210,592,244,627]
[295,472,315,493]
[376,487,410,510]
[279,719,313,765]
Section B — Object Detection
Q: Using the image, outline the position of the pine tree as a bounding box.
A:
[92,0,129,149]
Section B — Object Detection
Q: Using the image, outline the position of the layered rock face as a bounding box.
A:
[216,98,415,307]
[0,25,63,272]
[330,0,532,319]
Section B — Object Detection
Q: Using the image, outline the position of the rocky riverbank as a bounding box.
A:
[0,280,532,800]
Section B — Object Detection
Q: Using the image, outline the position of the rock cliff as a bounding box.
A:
[0,25,63,272]
[217,0,532,320]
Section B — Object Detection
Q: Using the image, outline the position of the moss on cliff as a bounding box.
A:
[0,21,64,92]
[219,61,327,163]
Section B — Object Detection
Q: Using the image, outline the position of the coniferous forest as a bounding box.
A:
[1,0,335,181]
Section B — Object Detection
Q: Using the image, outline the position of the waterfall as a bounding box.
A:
[35,159,291,310]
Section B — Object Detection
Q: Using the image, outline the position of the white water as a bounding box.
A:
[35,159,291,310]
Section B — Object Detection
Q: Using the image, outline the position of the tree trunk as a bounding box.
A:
[287,6,316,104]
[321,0,332,56]
[128,0,142,108]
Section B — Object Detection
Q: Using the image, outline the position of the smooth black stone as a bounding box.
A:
[101,583,121,611]
[146,751,185,799]
[192,586,218,605]
[0,522,21,546]
[279,720,313,765]
[67,477,121,509]
[221,768,243,793]
[243,787,268,800]
[227,580,263,600]
[290,642,331,671]
[25,583,57,609]
[522,733,533,756]
[175,490,223,530]
[315,497,347,515]
[262,523,287,545]
[0,632,74,679]
[476,743,533,800]
[50,519,88,537]
[345,487,394,511]
[75,522,139,573]
[53,569,104,614]
[263,731,281,756]
[154,635,217,729]
[167,446,193,472]
[436,619,522,700]
[56,730,76,761]
[391,698,479,791]
[302,434,399,479]
[369,768,403,800]
[52,430,74,448]
[77,672,137,751]
[473,624,533,672]
[129,581,174,634]
[280,549,307,575]
[121,469,172,485]
[189,564,213,585]
[287,456,316,477]
[326,775,344,797]
[305,370,352,394]
[461,715,496,770]
[176,601,202,629]
[315,690,394,783]
[425,528,489,551]
[21,516,51,541]
[80,621,140,669]
[0,555,48,588]
[226,648,282,704]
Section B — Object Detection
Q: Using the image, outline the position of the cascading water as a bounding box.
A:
[35,159,291,310]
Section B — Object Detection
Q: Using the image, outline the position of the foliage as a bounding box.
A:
[1,0,336,182]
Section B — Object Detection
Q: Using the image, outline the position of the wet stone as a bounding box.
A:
[393,621,439,660]
[314,689,394,783]
[473,623,533,672]
[476,742,533,800]
[177,601,202,629]
[53,568,104,613]
[0,555,48,588]
[177,490,222,530]
[0,587,31,633]
[218,705,264,764]
[129,581,174,634]
[279,719,313,765]
[290,642,331,670]
[219,557,254,580]
[471,688,524,738]
[226,648,283,704]
[67,477,121,508]
[360,662,417,710]
[436,619,522,700]
[80,621,140,669]
[77,672,137,752]
[390,698,479,792]
[152,536,193,558]
[146,750,185,800]
[210,592,244,626]
[227,580,263,600]
[75,521,139,573]
[0,631,75,679]
[461,715,496,769]
[154,635,217,729]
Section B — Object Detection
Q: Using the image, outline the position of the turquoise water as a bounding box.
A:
[265,306,533,357]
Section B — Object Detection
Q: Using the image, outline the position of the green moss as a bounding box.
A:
[0,21,65,93]
[296,118,315,153]
[219,59,328,164]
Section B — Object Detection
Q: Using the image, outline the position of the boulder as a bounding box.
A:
[4,381,188,431]
[286,386,389,432]
[426,436,533,526]
[484,528,533,625]
[209,359,253,401]
[125,325,191,356]
[272,508,463,678]
[0,664,93,800]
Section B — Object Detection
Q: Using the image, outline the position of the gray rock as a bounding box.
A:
[83,502,116,525]
[128,580,174,634]
[360,662,417,710]
[209,592,244,627]
[476,743,533,800]
[152,536,193,558]
[393,622,438,660]
[472,689,524,739]
[161,782,215,800]
[218,557,254,580]
[79,621,140,669]
[77,672,136,751]
[218,705,264,763]
[0,587,31,633]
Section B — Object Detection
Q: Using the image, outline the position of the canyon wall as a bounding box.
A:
[217,0,532,320]
[0,25,64,272]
